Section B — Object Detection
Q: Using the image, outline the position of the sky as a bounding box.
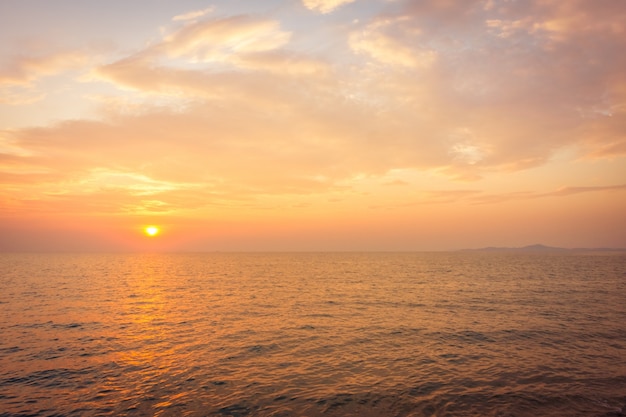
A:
[0,0,625,251]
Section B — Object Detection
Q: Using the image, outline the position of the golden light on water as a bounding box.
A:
[145,226,159,237]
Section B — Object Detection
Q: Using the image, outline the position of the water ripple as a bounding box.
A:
[0,252,625,416]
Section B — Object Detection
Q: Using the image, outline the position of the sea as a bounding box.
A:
[1,252,625,417]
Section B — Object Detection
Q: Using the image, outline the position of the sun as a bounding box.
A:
[144,226,160,237]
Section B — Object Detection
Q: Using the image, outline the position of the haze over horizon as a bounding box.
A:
[1,0,625,252]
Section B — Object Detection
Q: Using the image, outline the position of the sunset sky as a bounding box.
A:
[1,0,625,251]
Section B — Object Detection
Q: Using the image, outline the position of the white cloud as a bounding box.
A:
[302,0,356,14]
[172,7,215,22]
[448,128,489,166]
[160,15,291,62]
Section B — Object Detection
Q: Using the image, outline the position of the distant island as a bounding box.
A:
[461,244,625,253]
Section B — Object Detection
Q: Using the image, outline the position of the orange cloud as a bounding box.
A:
[0,51,89,86]
[1,1,625,250]
[349,18,437,68]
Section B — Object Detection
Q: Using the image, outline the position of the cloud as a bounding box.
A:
[172,7,215,22]
[158,15,291,62]
[235,51,331,76]
[382,179,410,186]
[349,18,437,68]
[400,0,624,164]
[0,86,46,105]
[302,0,357,14]
[371,183,626,208]
[91,14,332,125]
[0,49,94,108]
[540,184,626,197]
[3,1,626,223]
[530,1,625,41]
[469,184,626,205]
[0,51,89,86]
[91,3,625,184]
[2,102,350,198]
[93,14,327,93]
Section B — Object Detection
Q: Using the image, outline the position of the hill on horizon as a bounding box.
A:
[462,244,625,252]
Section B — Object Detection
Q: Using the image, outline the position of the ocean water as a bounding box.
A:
[1,252,625,417]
